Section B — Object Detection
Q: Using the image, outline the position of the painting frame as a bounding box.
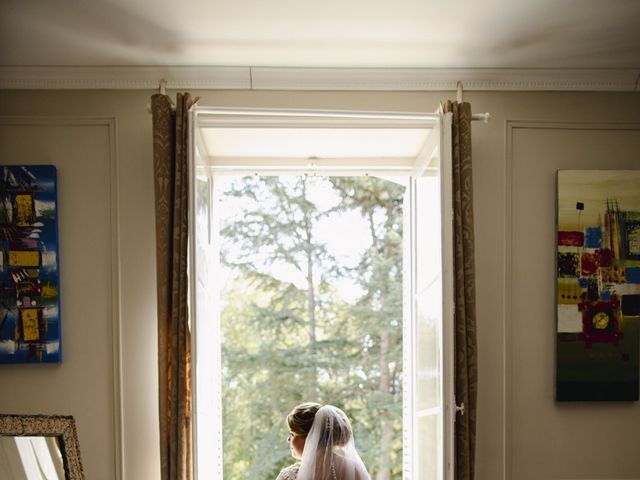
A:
[0,165,62,364]
[556,170,640,401]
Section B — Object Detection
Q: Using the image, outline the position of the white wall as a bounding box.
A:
[0,89,639,480]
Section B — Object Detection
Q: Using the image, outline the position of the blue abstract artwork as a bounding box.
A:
[1,165,62,363]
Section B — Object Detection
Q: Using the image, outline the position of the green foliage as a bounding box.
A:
[219,175,405,479]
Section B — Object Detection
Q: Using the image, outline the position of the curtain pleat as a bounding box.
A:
[152,92,195,480]
[444,100,478,480]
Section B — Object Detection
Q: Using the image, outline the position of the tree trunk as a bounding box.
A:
[302,178,318,399]
[376,329,392,480]
[306,249,318,399]
[375,206,395,480]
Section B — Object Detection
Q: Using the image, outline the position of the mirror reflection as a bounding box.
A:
[0,436,65,480]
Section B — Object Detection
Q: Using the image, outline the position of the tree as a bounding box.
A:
[330,177,405,480]
[218,175,405,479]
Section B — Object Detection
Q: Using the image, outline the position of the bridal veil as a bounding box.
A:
[296,405,370,480]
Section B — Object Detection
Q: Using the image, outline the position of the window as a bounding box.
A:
[189,108,454,480]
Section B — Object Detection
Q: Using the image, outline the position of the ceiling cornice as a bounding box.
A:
[0,66,638,92]
[0,66,251,90]
[251,68,640,92]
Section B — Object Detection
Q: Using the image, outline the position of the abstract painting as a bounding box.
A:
[556,170,640,401]
[0,165,62,363]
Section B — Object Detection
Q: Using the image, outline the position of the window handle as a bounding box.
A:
[455,402,465,416]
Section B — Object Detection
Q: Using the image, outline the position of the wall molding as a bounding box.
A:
[503,120,640,480]
[0,116,124,480]
[0,66,638,92]
[107,116,124,480]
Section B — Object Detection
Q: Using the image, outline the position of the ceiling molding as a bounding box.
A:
[251,68,640,92]
[0,66,638,92]
[0,66,251,90]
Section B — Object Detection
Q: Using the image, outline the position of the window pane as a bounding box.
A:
[416,414,441,480]
[215,175,405,480]
[416,285,442,412]
[413,172,443,478]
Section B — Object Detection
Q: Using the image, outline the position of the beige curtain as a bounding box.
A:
[152,92,196,480]
[444,101,478,480]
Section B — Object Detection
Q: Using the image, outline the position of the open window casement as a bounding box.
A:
[403,112,455,480]
[188,107,455,480]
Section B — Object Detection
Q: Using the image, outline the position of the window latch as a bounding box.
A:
[455,402,465,416]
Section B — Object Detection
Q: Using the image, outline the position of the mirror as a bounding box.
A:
[0,415,84,480]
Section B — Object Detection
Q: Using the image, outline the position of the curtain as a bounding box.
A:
[152,92,196,480]
[444,100,478,480]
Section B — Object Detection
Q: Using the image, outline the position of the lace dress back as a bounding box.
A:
[276,463,300,480]
[276,462,339,480]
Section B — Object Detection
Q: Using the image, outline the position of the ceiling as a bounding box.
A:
[1,0,640,68]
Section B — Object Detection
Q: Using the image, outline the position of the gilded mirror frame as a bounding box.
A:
[0,414,84,479]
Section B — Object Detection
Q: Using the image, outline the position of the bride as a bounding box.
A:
[276,403,370,480]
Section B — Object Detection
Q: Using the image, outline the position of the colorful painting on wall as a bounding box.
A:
[0,165,61,363]
[556,170,640,401]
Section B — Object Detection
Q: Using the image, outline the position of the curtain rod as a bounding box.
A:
[146,96,491,123]
[148,80,491,121]
[193,107,491,123]
[146,108,491,123]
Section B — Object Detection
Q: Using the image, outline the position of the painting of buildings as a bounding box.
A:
[556,170,640,401]
[0,165,62,363]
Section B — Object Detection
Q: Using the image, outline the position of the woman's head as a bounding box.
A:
[286,402,321,458]
[286,403,354,459]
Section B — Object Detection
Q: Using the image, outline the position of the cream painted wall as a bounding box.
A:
[0,89,639,480]
[0,119,118,479]
[510,125,640,479]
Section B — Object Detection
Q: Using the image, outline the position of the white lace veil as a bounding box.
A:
[297,405,370,480]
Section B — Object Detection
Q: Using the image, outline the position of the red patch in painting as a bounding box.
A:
[596,248,613,267]
[581,252,598,276]
[558,231,584,246]
[578,296,623,348]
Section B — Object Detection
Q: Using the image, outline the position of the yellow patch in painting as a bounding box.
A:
[26,269,40,278]
[557,278,583,305]
[592,312,610,330]
[41,283,58,299]
[8,251,40,267]
[21,309,40,342]
[15,194,34,226]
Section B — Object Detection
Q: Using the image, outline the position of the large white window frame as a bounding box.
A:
[188,106,455,480]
